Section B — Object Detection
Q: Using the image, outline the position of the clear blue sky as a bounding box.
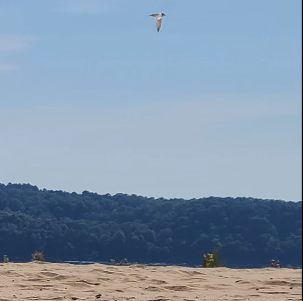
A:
[0,0,302,201]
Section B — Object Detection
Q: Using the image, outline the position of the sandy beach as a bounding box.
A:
[0,262,301,301]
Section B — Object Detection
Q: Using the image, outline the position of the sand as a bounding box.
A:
[0,262,301,301]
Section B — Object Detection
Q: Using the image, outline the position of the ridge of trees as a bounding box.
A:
[0,183,301,267]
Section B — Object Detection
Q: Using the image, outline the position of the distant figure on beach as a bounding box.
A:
[203,254,208,268]
[203,253,215,268]
[119,258,128,266]
[270,259,281,268]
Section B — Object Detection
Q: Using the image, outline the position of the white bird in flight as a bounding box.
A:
[149,13,166,32]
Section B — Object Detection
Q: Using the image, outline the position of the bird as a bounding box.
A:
[149,13,166,32]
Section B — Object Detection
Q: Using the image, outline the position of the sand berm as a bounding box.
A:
[0,262,302,300]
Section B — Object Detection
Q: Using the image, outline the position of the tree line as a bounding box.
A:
[0,183,301,267]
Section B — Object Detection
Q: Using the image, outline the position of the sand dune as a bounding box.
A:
[0,262,301,301]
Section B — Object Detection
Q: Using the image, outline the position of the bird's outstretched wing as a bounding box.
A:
[149,13,158,17]
[156,18,162,32]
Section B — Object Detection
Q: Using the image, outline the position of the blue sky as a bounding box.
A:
[0,0,302,201]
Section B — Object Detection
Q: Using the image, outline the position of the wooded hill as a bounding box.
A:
[0,183,301,267]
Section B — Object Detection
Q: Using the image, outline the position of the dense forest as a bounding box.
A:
[0,183,301,267]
